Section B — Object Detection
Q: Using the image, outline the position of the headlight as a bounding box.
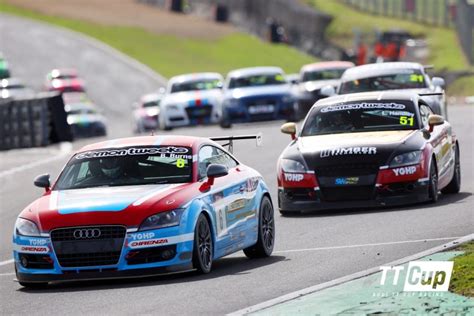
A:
[390,151,422,168]
[139,209,184,231]
[280,159,306,173]
[15,218,41,237]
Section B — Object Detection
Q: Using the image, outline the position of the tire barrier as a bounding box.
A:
[0,93,72,150]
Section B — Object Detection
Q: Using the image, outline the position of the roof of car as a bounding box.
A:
[0,78,25,88]
[77,135,209,153]
[314,91,418,107]
[141,93,163,103]
[341,62,424,81]
[227,66,284,78]
[49,68,78,78]
[169,72,223,85]
[301,61,355,72]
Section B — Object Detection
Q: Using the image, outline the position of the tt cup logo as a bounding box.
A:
[380,261,454,292]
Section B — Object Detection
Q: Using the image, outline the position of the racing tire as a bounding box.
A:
[244,196,274,258]
[428,159,439,203]
[441,144,461,194]
[192,213,213,274]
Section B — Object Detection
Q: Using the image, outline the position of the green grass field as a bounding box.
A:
[0,3,315,78]
[450,242,474,297]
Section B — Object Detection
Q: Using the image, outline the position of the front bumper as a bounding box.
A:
[13,227,194,283]
[278,181,430,213]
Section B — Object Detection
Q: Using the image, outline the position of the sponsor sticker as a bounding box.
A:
[393,166,417,176]
[321,102,405,113]
[284,173,304,182]
[14,244,49,254]
[380,261,453,292]
[76,146,190,160]
[335,177,359,185]
[320,146,377,158]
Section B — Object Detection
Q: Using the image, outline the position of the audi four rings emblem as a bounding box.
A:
[73,228,101,239]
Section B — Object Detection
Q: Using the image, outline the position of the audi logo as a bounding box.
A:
[73,228,101,239]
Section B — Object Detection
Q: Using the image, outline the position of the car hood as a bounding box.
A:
[21,183,195,232]
[225,84,292,99]
[284,130,424,168]
[162,89,222,106]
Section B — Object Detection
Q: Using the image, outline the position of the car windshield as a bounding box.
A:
[55,146,193,190]
[143,100,160,108]
[171,79,221,93]
[302,69,346,82]
[301,101,419,136]
[54,74,76,80]
[228,73,286,88]
[340,70,428,94]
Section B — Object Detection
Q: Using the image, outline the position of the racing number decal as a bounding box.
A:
[410,74,424,83]
[400,116,414,126]
[176,158,186,168]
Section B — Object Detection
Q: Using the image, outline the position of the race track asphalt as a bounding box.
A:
[0,14,472,315]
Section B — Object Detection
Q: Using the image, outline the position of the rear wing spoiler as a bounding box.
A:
[210,134,262,153]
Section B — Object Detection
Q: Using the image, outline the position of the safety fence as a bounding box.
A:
[342,0,473,64]
[0,93,72,150]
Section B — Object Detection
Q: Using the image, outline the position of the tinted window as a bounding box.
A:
[55,146,193,190]
[171,79,222,93]
[143,100,160,108]
[228,73,286,89]
[340,70,428,94]
[301,101,419,136]
[198,145,237,179]
[302,69,346,82]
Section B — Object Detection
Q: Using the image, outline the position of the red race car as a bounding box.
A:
[45,68,85,93]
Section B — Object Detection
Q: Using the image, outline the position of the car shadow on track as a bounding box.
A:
[282,191,473,218]
[17,255,287,293]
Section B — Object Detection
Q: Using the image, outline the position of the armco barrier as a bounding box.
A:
[0,92,72,151]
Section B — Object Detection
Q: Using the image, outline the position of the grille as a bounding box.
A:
[315,163,378,177]
[185,105,212,119]
[320,186,375,201]
[247,99,276,107]
[51,226,126,267]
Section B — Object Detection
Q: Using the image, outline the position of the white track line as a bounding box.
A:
[273,236,462,254]
[0,259,13,266]
[0,142,72,179]
[230,234,474,315]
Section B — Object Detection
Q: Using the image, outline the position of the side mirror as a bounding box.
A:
[320,85,336,97]
[431,77,445,89]
[206,164,228,186]
[34,174,50,191]
[281,122,297,140]
[428,114,444,132]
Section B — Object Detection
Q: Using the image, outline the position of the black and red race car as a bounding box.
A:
[277,91,460,215]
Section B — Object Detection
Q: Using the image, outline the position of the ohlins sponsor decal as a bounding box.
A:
[321,102,405,113]
[320,147,377,158]
[76,146,190,160]
[284,173,304,182]
[393,166,417,176]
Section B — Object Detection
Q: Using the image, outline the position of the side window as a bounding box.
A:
[198,145,238,179]
[419,104,433,127]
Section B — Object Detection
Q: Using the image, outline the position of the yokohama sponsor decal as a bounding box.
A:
[128,233,194,249]
[320,147,377,158]
[13,244,49,254]
[393,166,417,176]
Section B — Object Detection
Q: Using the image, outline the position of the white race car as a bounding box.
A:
[159,73,224,130]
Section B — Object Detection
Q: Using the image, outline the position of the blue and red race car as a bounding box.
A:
[13,135,274,287]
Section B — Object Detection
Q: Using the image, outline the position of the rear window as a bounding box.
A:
[302,69,347,82]
[301,101,419,136]
[55,146,193,190]
[228,73,286,89]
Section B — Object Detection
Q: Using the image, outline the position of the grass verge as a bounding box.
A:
[0,3,315,78]
[450,241,474,297]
